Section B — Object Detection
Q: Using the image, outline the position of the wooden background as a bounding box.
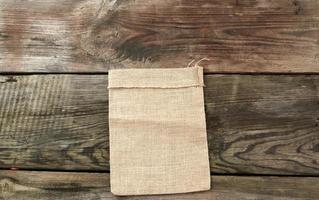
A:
[0,0,319,199]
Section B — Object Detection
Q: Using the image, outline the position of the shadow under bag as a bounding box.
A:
[108,67,210,196]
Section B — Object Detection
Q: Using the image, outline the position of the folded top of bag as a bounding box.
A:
[108,67,204,89]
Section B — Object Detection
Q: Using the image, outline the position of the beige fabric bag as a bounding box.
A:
[108,67,210,196]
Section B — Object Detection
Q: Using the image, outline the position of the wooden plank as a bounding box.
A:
[1,170,319,200]
[0,75,109,171]
[0,0,319,73]
[207,75,319,174]
[0,75,319,174]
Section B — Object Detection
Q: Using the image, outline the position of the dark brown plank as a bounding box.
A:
[0,0,319,73]
[0,75,109,171]
[1,170,319,200]
[0,75,319,174]
[0,170,111,200]
[207,75,319,174]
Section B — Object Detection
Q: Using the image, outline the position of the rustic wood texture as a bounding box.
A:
[1,170,319,200]
[0,74,318,174]
[0,75,109,171]
[0,0,319,73]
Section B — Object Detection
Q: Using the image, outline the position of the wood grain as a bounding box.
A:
[0,75,109,171]
[207,75,319,174]
[0,75,319,174]
[0,0,319,73]
[1,170,319,200]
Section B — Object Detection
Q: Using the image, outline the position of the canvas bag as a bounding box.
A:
[108,67,210,196]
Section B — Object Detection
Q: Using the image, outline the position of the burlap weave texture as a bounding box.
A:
[108,67,210,196]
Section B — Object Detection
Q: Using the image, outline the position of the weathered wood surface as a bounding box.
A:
[0,0,319,73]
[1,171,319,200]
[0,75,318,174]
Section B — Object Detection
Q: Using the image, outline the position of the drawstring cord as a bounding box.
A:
[187,58,210,68]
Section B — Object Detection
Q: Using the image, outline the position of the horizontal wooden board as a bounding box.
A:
[0,75,319,174]
[206,75,319,174]
[0,0,319,73]
[1,171,319,200]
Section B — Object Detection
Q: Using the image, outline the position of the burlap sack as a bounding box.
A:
[108,67,210,196]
